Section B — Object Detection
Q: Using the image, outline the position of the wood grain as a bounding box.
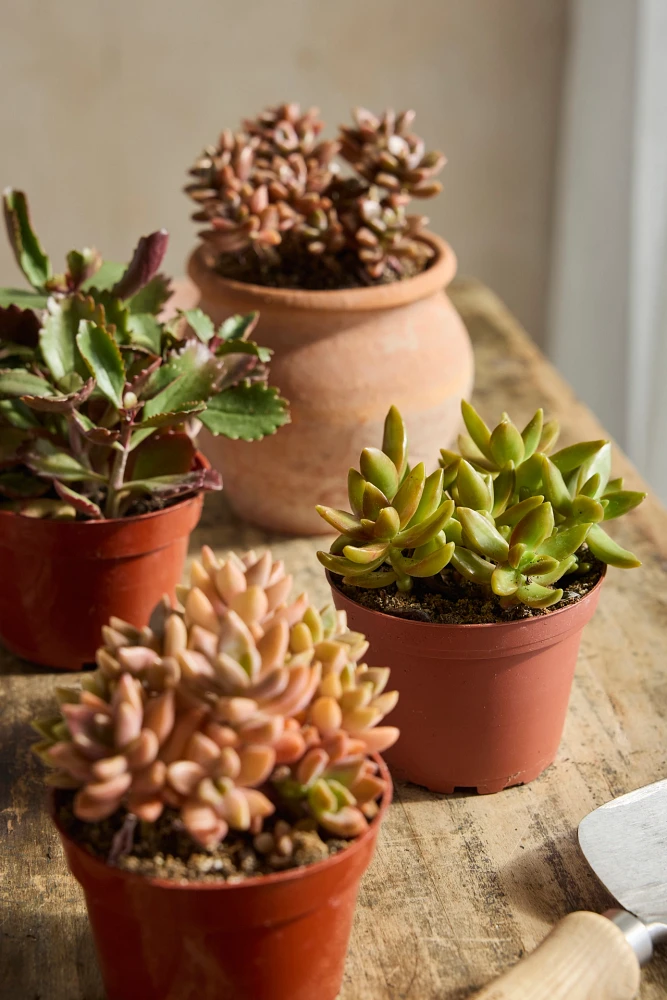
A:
[2,279,666,999]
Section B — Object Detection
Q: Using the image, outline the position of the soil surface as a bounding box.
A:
[214,246,426,290]
[338,554,605,625]
[57,792,350,884]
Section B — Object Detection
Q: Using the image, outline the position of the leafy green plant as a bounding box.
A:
[316,403,646,609]
[0,190,289,519]
[186,104,445,289]
[33,546,397,853]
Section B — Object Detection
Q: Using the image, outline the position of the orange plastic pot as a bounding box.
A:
[0,471,206,671]
[51,759,391,1000]
[329,573,605,794]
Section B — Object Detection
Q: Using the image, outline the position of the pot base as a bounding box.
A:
[386,753,555,795]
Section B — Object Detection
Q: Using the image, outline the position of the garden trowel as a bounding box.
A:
[470,779,667,999]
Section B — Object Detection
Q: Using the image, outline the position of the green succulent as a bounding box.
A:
[317,402,646,610]
[0,190,289,519]
[316,406,455,591]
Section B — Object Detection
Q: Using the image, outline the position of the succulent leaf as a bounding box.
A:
[360,447,399,500]
[541,457,572,514]
[538,523,591,561]
[450,546,494,584]
[586,524,641,568]
[382,405,408,477]
[511,502,555,549]
[521,409,543,460]
[461,400,493,460]
[458,507,509,562]
[3,189,52,289]
[489,416,524,468]
[392,462,425,527]
[601,489,646,520]
[456,459,493,511]
[76,321,126,409]
[550,440,608,476]
[198,384,290,441]
[516,582,563,608]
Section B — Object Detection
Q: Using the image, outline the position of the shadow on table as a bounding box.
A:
[1,906,103,1000]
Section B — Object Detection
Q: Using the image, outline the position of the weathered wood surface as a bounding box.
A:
[2,279,666,999]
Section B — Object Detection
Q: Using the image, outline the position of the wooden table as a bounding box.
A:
[2,279,666,998]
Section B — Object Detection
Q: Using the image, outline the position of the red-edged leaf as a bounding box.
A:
[111,231,169,301]
[72,411,120,445]
[128,431,196,480]
[54,481,103,519]
[0,470,50,498]
[122,467,222,500]
[0,304,40,348]
[21,377,95,413]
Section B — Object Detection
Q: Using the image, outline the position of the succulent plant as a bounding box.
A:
[33,546,398,851]
[186,103,445,288]
[0,190,289,519]
[317,402,646,609]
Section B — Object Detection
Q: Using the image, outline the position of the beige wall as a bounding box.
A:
[0,0,567,340]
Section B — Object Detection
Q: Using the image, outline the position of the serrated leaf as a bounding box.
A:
[128,275,171,316]
[66,248,102,290]
[54,481,102,519]
[0,471,49,498]
[25,439,105,483]
[0,369,56,398]
[183,308,215,343]
[76,321,126,408]
[198,383,290,441]
[21,377,94,413]
[129,432,196,480]
[127,313,162,353]
[121,468,222,501]
[0,287,48,310]
[111,231,169,301]
[71,410,120,445]
[218,312,259,342]
[82,261,126,292]
[0,398,40,428]
[216,339,272,363]
[136,405,205,429]
[142,341,220,411]
[3,189,51,288]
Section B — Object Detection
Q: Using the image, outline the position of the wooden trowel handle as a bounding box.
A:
[469,912,641,1000]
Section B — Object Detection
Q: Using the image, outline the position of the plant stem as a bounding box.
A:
[105,421,133,518]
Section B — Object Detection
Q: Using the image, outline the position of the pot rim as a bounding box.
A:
[188,232,457,313]
[327,567,607,632]
[0,451,209,528]
[50,753,392,893]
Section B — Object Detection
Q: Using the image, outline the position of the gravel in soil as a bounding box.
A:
[338,555,605,625]
[57,793,350,884]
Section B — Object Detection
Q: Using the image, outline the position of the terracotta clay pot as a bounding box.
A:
[329,573,605,794]
[0,475,206,671]
[188,234,474,535]
[52,758,391,1000]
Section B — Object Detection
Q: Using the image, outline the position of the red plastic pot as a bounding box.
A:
[51,758,392,1000]
[0,468,206,671]
[329,572,605,794]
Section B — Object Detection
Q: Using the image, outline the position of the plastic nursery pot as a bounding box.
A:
[51,758,392,1000]
[328,571,606,794]
[188,232,474,535]
[0,456,208,672]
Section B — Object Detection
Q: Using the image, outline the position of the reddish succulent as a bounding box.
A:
[186,103,445,288]
[33,547,398,851]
